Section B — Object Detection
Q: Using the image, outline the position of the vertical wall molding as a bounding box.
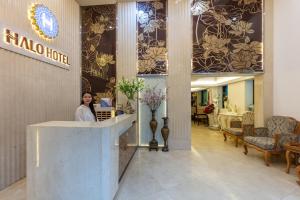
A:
[116,2,137,106]
[167,0,192,150]
[0,0,81,190]
[254,0,273,127]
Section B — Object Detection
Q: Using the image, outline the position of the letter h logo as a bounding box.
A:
[41,12,53,32]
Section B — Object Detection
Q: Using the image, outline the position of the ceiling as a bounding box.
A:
[75,0,136,6]
[191,76,254,92]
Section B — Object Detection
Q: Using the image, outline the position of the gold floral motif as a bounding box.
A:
[158,40,165,47]
[152,2,164,10]
[202,35,230,58]
[143,20,160,33]
[234,0,258,5]
[192,0,263,73]
[212,12,232,25]
[82,5,116,105]
[231,41,262,69]
[90,45,96,52]
[138,1,167,74]
[231,50,259,69]
[143,47,167,62]
[90,23,105,34]
[96,54,115,68]
[229,21,255,36]
[233,41,262,54]
[98,15,109,23]
[138,59,156,73]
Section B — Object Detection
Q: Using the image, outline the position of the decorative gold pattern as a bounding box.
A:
[81,5,116,104]
[137,0,167,75]
[192,0,263,73]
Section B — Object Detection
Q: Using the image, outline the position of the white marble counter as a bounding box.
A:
[26,114,136,200]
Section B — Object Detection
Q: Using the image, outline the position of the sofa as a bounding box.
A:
[243,116,300,166]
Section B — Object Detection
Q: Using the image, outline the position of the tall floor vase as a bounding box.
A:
[149,110,158,151]
[161,117,169,152]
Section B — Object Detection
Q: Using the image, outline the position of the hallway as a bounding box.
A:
[1,125,300,200]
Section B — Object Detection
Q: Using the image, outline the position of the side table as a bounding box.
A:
[285,143,300,185]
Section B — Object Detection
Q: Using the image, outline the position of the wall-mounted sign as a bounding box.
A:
[0,24,70,69]
[30,4,59,40]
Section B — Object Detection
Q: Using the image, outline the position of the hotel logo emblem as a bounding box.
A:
[30,4,59,40]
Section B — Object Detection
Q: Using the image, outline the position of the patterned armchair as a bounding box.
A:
[244,116,300,166]
[223,112,254,147]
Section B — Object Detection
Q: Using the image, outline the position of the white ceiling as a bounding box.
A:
[191,76,254,91]
[75,0,136,6]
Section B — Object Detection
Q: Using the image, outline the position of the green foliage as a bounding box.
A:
[117,77,144,100]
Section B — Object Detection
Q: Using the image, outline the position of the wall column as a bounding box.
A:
[167,0,192,150]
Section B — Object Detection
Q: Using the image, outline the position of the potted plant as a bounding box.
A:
[140,87,166,151]
[117,77,144,114]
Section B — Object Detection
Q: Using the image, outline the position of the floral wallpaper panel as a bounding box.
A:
[137,0,167,75]
[81,5,116,105]
[192,0,263,73]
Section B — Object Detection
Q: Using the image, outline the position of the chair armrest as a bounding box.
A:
[230,120,242,128]
[278,133,300,147]
[254,127,269,137]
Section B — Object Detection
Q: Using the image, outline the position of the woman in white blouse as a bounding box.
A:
[75,92,97,122]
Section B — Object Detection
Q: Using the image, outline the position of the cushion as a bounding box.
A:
[244,136,275,150]
[224,128,242,136]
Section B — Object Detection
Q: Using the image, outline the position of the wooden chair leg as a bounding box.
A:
[223,132,227,141]
[264,151,271,166]
[296,165,300,185]
[243,144,248,155]
[235,137,239,147]
[286,150,292,173]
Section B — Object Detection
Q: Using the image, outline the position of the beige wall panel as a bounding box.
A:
[254,0,273,127]
[0,0,81,190]
[116,2,137,106]
[273,0,300,120]
[167,0,192,150]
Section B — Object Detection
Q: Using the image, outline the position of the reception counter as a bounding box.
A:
[26,114,137,200]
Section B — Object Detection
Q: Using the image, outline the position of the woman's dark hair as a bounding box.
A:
[81,92,97,120]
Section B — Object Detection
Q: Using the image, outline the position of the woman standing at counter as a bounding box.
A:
[75,92,97,122]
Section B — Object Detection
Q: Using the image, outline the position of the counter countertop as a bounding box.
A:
[28,113,136,128]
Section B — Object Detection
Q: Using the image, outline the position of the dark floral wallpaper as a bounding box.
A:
[137,0,167,75]
[192,0,263,73]
[81,5,116,105]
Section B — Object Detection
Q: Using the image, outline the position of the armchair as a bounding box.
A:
[223,112,254,147]
[243,116,299,166]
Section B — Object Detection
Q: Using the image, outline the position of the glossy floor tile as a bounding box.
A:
[1,125,299,200]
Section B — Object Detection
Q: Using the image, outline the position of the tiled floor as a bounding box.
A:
[1,125,300,200]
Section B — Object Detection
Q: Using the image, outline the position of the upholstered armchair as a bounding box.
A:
[223,112,254,147]
[244,116,299,166]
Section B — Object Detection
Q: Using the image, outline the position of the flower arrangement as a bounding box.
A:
[117,77,144,100]
[140,87,166,111]
[204,104,215,114]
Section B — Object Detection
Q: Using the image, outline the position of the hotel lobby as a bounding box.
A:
[1,0,300,200]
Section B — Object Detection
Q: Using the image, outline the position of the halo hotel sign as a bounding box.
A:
[0,4,70,69]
